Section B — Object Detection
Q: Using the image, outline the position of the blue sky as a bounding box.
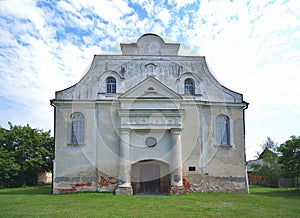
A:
[0,0,299,159]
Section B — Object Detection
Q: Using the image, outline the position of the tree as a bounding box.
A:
[252,137,281,187]
[0,147,20,188]
[261,137,278,153]
[278,136,300,189]
[0,123,54,187]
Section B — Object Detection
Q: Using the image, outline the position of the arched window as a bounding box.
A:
[184,78,195,94]
[106,77,116,93]
[215,115,230,145]
[70,113,85,144]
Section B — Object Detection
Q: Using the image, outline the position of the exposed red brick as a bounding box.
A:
[58,188,76,194]
[58,182,93,193]
[183,178,190,190]
[99,176,118,187]
[170,186,187,195]
[72,182,92,188]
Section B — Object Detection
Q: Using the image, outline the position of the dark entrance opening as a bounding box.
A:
[140,164,160,194]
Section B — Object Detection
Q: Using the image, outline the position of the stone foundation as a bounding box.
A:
[53,174,246,194]
[170,186,187,195]
[183,175,246,193]
[115,186,133,195]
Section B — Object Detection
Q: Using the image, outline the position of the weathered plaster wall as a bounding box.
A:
[52,103,98,194]
[96,102,120,182]
[52,34,247,194]
[177,103,244,193]
[130,130,171,163]
[56,55,242,104]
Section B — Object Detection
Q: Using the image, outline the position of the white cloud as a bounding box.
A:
[168,0,197,9]
[88,0,133,27]
[156,8,171,27]
[0,0,45,28]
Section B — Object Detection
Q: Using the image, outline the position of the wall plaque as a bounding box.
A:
[145,137,157,148]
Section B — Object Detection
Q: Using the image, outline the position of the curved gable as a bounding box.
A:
[121,33,180,55]
[200,58,244,103]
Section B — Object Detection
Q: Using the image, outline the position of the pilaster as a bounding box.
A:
[116,128,133,195]
[170,128,183,188]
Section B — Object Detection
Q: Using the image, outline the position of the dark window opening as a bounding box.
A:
[189,166,196,171]
[184,78,195,94]
[70,113,84,144]
[216,115,230,145]
[106,77,116,93]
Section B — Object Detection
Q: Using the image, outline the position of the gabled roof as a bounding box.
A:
[247,148,278,173]
[258,148,277,159]
[119,76,182,100]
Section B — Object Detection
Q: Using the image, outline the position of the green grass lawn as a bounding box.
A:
[0,185,299,218]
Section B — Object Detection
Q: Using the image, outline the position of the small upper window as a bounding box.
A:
[70,113,85,144]
[184,79,195,94]
[106,77,116,93]
[215,115,230,145]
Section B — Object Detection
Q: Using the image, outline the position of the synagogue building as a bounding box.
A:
[51,34,248,195]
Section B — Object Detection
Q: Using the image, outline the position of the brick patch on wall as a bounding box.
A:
[58,181,93,194]
[99,176,118,187]
[170,186,187,195]
[183,178,190,190]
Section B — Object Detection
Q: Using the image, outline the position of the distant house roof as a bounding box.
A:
[247,148,277,173]
[258,148,277,159]
[247,159,264,173]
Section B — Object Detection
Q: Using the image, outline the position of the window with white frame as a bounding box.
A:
[215,115,230,145]
[184,78,195,94]
[70,113,85,144]
[106,77,116,93]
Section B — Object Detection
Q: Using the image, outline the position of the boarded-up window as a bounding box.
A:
[215,115,230,145]
[70,113,85,144]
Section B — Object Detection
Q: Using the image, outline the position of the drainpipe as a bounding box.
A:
[50,100,56,194]
[243,102,249,194]
[245,162,250,195]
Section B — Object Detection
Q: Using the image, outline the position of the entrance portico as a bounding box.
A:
[115,76,185,195]
[115,113,185,195]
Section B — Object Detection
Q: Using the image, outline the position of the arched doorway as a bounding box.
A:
[131,160,170,195]
[140,164,160,194]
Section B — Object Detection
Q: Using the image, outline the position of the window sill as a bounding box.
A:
[183,94,202,96]
[214,144,233,147]
[67,143,85,147]
[104,94,118,99]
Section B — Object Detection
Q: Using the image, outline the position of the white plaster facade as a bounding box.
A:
[51,34,248,194]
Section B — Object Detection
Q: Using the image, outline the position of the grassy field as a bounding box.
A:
[0,185,299,218]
